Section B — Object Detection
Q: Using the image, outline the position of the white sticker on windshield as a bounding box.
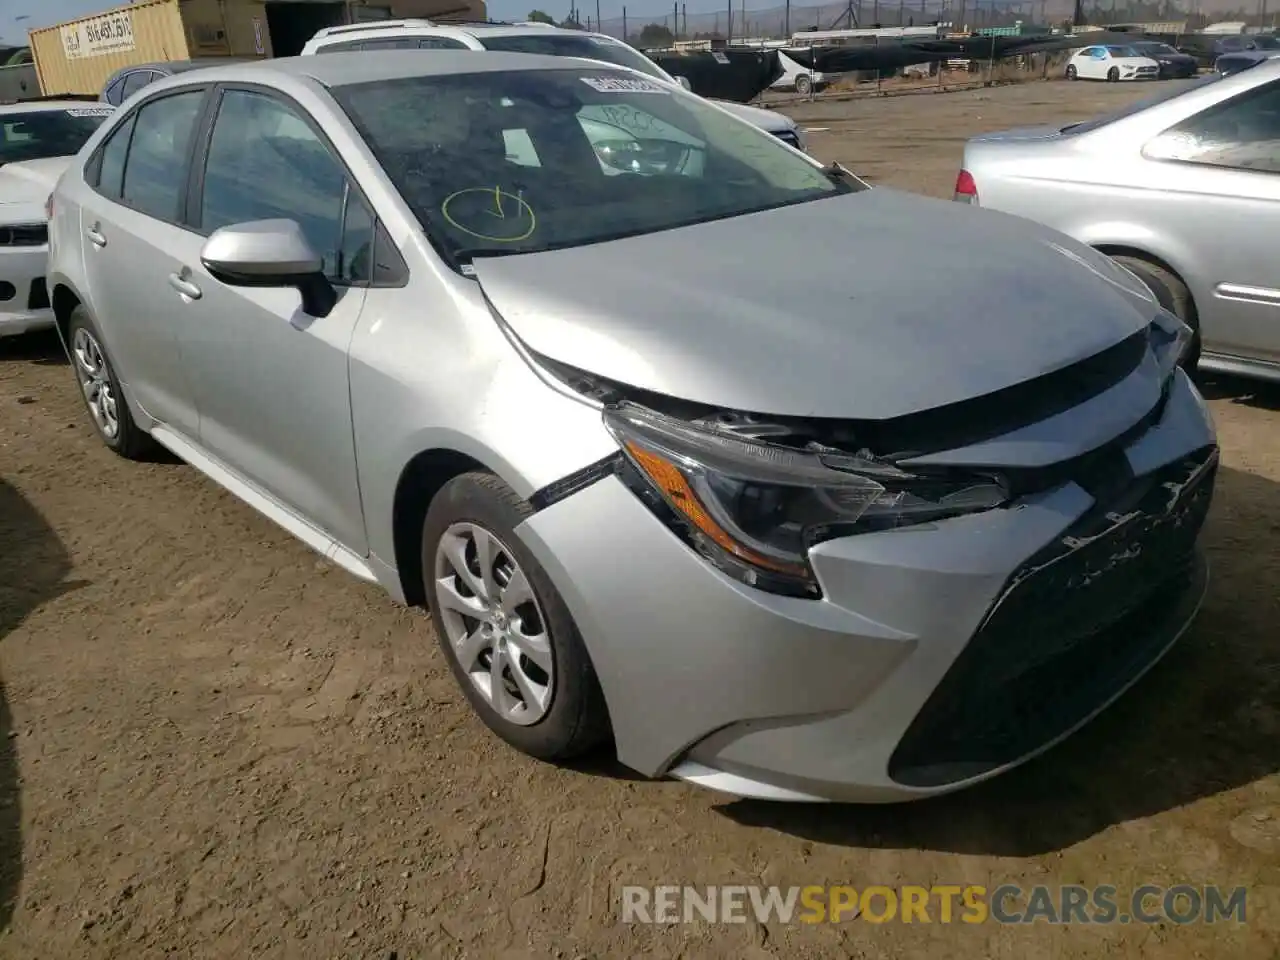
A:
[65,107,113,117]
[580,75,671,94]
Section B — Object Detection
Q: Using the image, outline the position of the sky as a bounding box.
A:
[0,0,753,46]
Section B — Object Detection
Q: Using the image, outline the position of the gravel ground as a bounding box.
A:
[1,78,1277,960]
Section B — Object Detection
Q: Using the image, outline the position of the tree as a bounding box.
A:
[559,16,585,29]
[525,9,554,23]
[637,23,675,48]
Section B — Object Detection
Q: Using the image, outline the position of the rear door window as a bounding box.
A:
[119,90,205,221]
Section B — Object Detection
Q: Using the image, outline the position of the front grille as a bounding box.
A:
[0,223,48,246]
[889,446,1218,788]
[27,277,49,310]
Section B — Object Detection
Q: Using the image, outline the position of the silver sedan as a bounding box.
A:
[955,60,1280,383]
[46,52,1216,803]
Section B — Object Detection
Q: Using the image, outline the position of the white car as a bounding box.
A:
[299,19,807,151]
[1066,45,1160,82]
[1,99,114,337]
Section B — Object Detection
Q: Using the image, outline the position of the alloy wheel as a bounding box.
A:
[433,522,554,725]
[72,326,120,441]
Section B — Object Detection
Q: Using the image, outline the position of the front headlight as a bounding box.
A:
[605,404,1009,598]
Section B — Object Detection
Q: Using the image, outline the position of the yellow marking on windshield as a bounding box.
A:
[441,187,536,242]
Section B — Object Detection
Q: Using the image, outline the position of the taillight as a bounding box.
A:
[953,169,979,205]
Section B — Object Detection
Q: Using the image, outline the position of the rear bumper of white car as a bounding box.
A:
[0,240,53,337]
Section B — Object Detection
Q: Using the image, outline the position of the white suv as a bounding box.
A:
[299,19,805,150]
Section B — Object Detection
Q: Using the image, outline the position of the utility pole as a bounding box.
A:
[785,0,791,36]
[727,0,733,41]
[622,5,627,40]
[596,0,601,33]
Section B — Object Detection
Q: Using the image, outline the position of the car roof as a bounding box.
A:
[0,99,112,115]
[311,21,618,44]
[160,50,615,88]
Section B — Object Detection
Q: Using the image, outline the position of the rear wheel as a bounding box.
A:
[1107,66,1120,81]
[422,471,611,761]
[1111,254,1202,371]
[67,306,156,460]
[1066,64,1078,80]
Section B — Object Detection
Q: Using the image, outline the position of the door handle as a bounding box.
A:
[85,226,106,247]
[167,273,202,300]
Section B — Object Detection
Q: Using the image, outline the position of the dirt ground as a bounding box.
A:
[2,79,1279,960]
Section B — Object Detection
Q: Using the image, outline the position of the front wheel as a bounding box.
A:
[795,73,812,96]
[1107,66,1120,82]
[1066,64,1078,80]
[422,472,611,761]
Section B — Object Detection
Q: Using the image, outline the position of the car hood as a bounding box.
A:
[472,188,1159,420]
[0,157,70,221]
[710,98,794,133]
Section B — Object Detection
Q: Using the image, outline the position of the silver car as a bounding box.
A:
[47,52,1217,803]
[955,61,1280,382]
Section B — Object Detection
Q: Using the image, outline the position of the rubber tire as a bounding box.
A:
[421,471,611,761]
[1111,254,1202,371]
[66,305,157,460]
[1066,64,1078,80]
[1107,67,1120,82]
[795,73,812,96]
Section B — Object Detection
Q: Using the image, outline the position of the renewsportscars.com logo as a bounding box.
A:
[620,884,1249,925]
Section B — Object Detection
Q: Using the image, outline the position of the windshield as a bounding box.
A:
[478,34,671,81]
[333,68,854,263]
[1106,45,1139,57]
[0,106,112,166]
[1060,74,1217,134]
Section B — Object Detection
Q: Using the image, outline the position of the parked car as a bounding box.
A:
[1174,32,1280,69]
[1127,41,1199,79]
[100,58,258,106]
[299,19,807,151]
[1215,49,1280,77]
[770,49,835,96]
[0,98,113,338]
[954,62,1280,382]
[1065,45,1160,82]
[47,53,1217,803]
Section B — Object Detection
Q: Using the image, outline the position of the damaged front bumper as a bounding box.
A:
[515,369,1217,802]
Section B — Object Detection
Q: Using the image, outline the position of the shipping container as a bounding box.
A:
[29,0,487,96]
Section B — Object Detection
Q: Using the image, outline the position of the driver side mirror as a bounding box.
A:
[200,219,337,318]
[674,75,692,91]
